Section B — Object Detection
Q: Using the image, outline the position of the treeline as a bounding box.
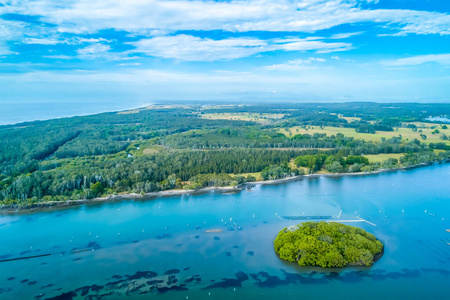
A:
[211,102,450,123]
[293,150,450,174]
[161,127,431,156]
[261,163,303,180]
[0,149,310,206]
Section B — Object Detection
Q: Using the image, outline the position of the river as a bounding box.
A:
[1,164,449,299]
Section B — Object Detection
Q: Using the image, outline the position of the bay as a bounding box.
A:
[1,164,449,299]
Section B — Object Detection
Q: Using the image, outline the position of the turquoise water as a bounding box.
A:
[1,164,450,299]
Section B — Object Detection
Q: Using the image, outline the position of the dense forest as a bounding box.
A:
[1,103,450,207]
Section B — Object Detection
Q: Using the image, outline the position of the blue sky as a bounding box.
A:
[0,0,449,104]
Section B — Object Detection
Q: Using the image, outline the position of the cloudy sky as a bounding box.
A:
[1,0,449,104]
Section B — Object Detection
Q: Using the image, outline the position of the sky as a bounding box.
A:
[0,0,450,106]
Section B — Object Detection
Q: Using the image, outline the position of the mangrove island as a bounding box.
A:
[274,221,384,268]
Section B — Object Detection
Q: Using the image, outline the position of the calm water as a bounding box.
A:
[1,164,450,299]
[0,101,150,126]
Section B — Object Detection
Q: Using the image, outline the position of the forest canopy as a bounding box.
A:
[1,103,449,207]
[274,222,384,268]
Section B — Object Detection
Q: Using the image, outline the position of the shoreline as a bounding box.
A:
[1,160,448,216]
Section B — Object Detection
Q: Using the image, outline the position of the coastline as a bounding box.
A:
[1,160,448,216]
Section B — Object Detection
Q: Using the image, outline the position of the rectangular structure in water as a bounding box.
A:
[282,216,334,220]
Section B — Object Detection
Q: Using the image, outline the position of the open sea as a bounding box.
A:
[1,163,450,299]
[0,101,150,126]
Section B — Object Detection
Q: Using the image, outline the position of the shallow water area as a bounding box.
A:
[1,164,450,299]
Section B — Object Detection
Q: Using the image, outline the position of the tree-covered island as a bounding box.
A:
[274,222,384,268]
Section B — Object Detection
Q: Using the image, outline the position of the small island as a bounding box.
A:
[274,222,383,268]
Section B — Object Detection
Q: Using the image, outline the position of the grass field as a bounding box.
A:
[279,125,450,145]
[141,145,165,155]
[233,172,263,181]
[363,153,404,163]
[340,116,361,123]
[331,113,361,123]
[434,149,446,154]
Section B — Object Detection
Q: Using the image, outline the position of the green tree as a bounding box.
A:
[90,182,104,197]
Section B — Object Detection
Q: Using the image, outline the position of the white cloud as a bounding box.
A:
[118,62,141,66]
[1,0,449,36]
[265,59,312,71]
[76,43,111,59]
[330,32,364,39]
[0,0,448,63]
[43,55,73,59]
[129,35,267,61]
[265,57,326,70]
[0,47,16,56]
[22,37,61,45]
[381,54,450,66]
[23,36,111,45]
[129,35,351,61]
[3,65,449,102]
[276,38,352,53]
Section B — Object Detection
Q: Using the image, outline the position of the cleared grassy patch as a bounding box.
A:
[434,149,446,154]
[330,113,361,123]
[340,116,361,122]
[233,172,263,181]
[363,153,404,163]
[142,145,165,155]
